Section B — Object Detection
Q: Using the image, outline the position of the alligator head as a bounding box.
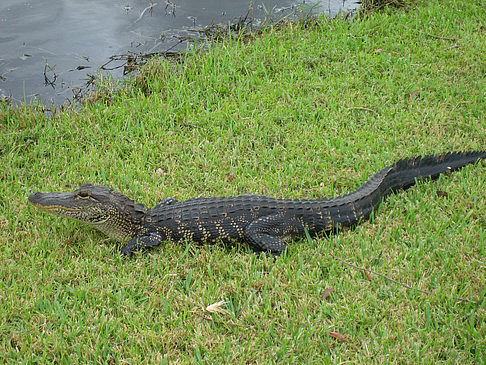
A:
[28,183,146,241]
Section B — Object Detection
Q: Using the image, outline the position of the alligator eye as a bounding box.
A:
[77,190,90,199]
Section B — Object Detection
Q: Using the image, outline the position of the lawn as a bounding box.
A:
[1,0,485,363]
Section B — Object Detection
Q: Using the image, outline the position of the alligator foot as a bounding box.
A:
[121,233,164,256]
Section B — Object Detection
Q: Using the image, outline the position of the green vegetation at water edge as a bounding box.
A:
[1,0,485,362]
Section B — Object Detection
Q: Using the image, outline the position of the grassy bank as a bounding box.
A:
[1,0,485,363]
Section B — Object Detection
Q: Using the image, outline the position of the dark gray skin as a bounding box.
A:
[29,151,486,257]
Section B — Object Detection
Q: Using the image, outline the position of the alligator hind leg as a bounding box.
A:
[244,214,303,257]
[154,197,178,209]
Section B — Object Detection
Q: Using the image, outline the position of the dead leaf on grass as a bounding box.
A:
[329,331,349,342]
[205,300,230,315]
[409,89,419,102]
[436,190,449,198]
[0,216,8,230]
[363,269,372,281]
[322,288,334,300]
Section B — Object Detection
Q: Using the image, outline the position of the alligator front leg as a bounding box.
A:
[121,232,164,256]
[244,214,303,257]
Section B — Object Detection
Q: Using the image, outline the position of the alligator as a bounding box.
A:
[28,151,486,257]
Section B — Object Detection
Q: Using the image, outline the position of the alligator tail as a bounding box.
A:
[385,150,486,193]
[318,150,486,229]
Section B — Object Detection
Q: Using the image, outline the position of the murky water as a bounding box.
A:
[0,0,359,105]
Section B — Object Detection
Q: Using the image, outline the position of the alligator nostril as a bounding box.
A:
[28,192,41,203]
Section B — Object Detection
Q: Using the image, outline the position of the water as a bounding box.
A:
[0,0,359,105]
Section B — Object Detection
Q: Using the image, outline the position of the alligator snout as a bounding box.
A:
[28,192,42,203]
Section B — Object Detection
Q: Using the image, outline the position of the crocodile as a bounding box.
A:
[29,151,486,257]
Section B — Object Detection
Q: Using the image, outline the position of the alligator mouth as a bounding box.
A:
[29,201,81,212]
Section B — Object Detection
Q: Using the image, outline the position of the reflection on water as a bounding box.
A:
[0,0,359,105]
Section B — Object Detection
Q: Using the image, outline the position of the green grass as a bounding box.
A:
[1,0,486,363]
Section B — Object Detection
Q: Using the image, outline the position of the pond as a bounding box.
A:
[0,0,359,105]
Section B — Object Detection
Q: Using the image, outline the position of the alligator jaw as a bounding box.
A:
[29,192,110,225]
[29,191,82,214]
